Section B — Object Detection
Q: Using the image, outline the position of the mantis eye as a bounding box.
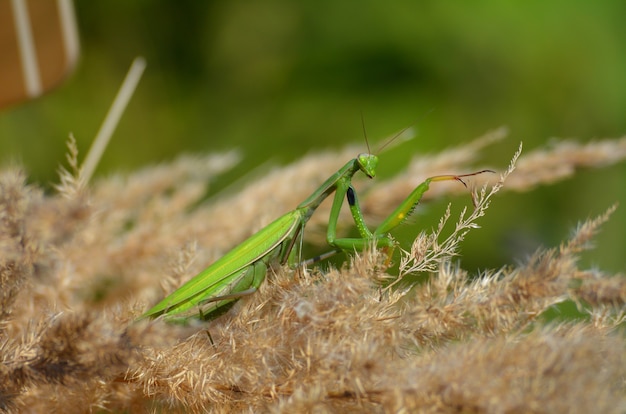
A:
[357,153,378,178]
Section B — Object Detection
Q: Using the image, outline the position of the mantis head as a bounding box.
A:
[357,153,379,179]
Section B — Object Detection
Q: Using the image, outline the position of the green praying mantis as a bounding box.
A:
[140,137,492,322]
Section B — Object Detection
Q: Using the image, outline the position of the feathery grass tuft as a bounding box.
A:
[0,132,625,412]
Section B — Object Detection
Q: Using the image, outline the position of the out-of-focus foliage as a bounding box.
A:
[0,0,624,272]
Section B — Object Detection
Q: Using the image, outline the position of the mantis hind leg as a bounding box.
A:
[198,261,267,316]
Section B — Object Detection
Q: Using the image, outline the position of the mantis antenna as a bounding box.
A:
[360,111,371,155]
[375,109,435,154]
[360,112,413,155]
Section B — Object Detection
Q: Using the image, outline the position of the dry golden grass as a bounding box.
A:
[1,131,625,413]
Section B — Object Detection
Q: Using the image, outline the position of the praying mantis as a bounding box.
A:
[140,140,492,322]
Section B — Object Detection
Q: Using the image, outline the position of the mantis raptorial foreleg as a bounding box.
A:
[326,171,490,252]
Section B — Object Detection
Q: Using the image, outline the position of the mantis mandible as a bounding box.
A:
[140,143,492,321]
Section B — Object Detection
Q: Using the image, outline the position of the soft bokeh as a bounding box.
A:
[0,1,624,272]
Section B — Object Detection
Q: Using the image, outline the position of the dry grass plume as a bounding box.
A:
[1,131,625,413]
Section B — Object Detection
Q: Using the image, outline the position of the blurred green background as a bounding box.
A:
[1,0,624,275]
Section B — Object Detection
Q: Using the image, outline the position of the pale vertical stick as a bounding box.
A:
[57,0,80,67]
[81,56,146,184]
[10,0,42,97]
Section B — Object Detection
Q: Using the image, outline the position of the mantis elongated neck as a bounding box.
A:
[297,158,361,212]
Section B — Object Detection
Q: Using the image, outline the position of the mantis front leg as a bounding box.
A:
[326,172,490,253]
[325,180,393,252]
